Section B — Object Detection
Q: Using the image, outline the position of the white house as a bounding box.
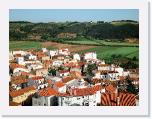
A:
[52,60,63,67]
[27,63,43,70]
[16,57,24,65]
[58,85,101,106]
[25,54,37,60]
[94,70,119,81]
[111,66,124,76]
[56,70,70,77]
[12,50,27,56]
[84,52,97,60]
[59,48,70,56]
[73,53,80,61]
[9,63,30,74]
[32,88,58,106]
[107,71,119,81]
[48,50,58,57]
[42,48,48,53]
[98,64,110,71]
[28,76,48,90]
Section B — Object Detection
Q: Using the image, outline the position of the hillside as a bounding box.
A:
[9,20,139,41]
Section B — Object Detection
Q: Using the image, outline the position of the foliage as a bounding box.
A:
[126,77,138,95]
[120,60,138,69]
[9,41,56,50]
[9,21,139,41]
[86,63,97,76]
[48,69,56,76]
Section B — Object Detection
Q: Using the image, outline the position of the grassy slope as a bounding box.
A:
[62,37,138,47]
[79,46,139,60]
[9,41,56,50]
[95,40,138,46]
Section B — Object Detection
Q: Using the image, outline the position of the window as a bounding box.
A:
[85,103,89,106]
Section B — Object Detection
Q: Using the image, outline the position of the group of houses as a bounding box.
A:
[9,48,139,106]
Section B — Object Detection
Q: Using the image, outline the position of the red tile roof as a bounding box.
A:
[11,76,28,85]
[119,76,126,81]
[54,81,65,88]
[59,70,69,74]
[70,71,82,79]
[97,70,118,74]
[101,92,136,106]
[31,76,43,80]
[10,86,36,98]
[47,80,52,85]
[58,92,70,96]
[92,78,103,84]
[105,85,117,94]
[20,72,30,76]
[62,76,75,83]
[10,63,26,70]
[64,62,77,67]
[38,87,58,96]
[14,54,22,57]
[71,85,102,96]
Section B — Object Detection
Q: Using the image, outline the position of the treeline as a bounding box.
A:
[9,20,139,41]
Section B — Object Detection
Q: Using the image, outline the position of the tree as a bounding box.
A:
[41,35,49,41]
[48,69,56,76]
[126,77,138,95]
[86,63,97,76]
[58,66,65,70]
[132,56,137,61]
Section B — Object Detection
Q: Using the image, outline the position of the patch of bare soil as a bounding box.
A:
[41,41,96,52]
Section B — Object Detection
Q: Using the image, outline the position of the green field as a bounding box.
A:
[95,40,138,46]
[9,41,56,50]
[65,40,99,45]
[63,37,139,47]
[79,46,139,60]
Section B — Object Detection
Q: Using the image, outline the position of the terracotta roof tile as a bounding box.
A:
[101,92,136,106]
[38,87,58,96]
[10,63,26,70]
[10,86,36,97]
[31,76,43,80]
[62,76,75,83]
[54,81,65,88]
[11,76,28,85]
[70,71,82,79]
[105,85,117,94]
[71,85,102,96]
[59,70,69,74]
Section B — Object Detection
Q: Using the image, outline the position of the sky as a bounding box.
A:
[9,9,139,23]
